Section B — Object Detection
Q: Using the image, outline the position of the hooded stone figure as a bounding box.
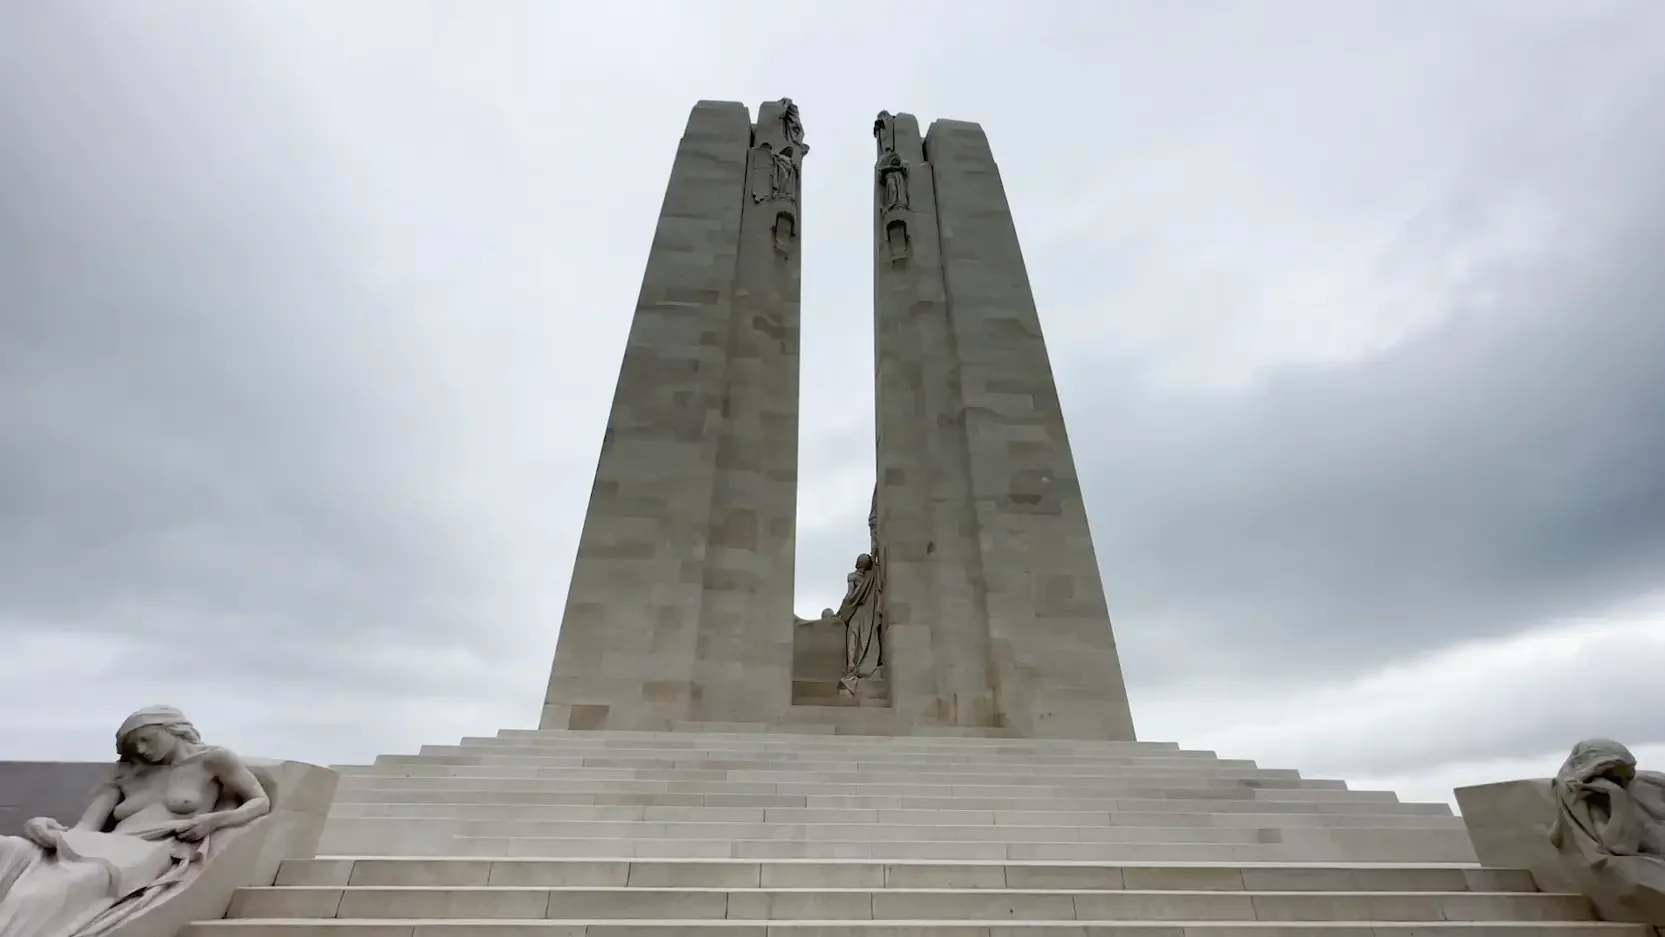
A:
[0,706,271,937]
[1547,738,1665,923]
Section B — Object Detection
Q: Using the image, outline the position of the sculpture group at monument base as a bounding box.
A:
[164,722,1655,934]
[6,714,1662,933]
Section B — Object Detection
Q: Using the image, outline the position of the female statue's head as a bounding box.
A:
[115,705,203,767]
[855,553,874,571]
[1557,738,1638,787]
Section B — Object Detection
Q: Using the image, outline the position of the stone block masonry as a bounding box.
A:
[541,100,802,731]
[870,113,1137,740]
[544,101,1134,740]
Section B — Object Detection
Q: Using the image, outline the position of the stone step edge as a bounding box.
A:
[238,886,1570,897]
[329,794,1396,806]
[389,759,1261,770]
[332,782,1356,793]
[325,802,1441,814]
[188,919,1638,930]
[415,845,1480,863]
[322,820,1458,834]
[494,731,1183,741]
[454,746,1218,758]
[295,858,1491,868]
[325,809,1456,821]
[321,815,1458,828]
[339,769,1312,781]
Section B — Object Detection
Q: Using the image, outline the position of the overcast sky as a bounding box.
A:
[4,1,1664,808]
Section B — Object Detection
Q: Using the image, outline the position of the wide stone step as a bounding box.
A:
[275,858,1531,892]
[469,748,1212,762]
[408,750,1257,770]
[185,921,1645,936]
[324,815,1471,842]
[339,766,1316,786]
[491,730,1187,751]
[223,886,1593,922]
[425,837,1476,862]
[329,791,1429,814]
[325,804,1459,829]
[323,817,1467,845]
[331,777,1353,797]
[455,740,1222,761]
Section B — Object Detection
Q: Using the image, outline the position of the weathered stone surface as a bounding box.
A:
[870,112,997,734]
[862,115,1137,740]
[542,100,802,731]
[691,98,802,725]
[541,101,755,732]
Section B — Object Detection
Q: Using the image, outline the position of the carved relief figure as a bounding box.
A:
[877,152,910,213]
[749,144,776,204]
[836,553,883,695]
[1546,738,1665,916]
[771,145,799,204]
[773,211,796,255]
[885,219,910,264]
[778,98,808,157]
[873,110,897,156]
[867,485,879,558]
[0,705,272,937]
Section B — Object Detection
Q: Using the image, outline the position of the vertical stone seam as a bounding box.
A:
[922,137,998,727]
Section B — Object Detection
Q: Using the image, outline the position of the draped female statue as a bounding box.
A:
[0,705,271,937]
[1547,738,1665,920]
[836,552,883,695]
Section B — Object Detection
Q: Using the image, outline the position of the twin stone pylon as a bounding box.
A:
[540,100,1136,741]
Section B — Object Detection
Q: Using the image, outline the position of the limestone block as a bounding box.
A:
[1457,772,1664,924]
[1457,778,1578,892]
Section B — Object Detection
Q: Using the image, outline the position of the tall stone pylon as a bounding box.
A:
[540,100,806,731]
[544,101,1135,740]
[871,112,1138,740]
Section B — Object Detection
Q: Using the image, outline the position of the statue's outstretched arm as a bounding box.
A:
[202,748,271,831]
[71,785,121,832]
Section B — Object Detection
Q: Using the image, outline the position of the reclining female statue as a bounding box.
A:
[0,705,271,937]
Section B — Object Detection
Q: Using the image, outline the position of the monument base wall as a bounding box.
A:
[0,762,116,837]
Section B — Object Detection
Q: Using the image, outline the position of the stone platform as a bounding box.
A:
[181,725,1645,935]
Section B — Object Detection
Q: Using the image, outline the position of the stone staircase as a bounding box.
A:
[185,724,1646,935]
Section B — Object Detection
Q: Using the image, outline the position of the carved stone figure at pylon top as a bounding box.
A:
[873,110,897,156]
[778,98,808,157]
[877,152,910,213]
[772,145,799,204]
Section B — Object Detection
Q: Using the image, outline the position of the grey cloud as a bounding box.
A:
[1075,107,1665,691]
[0,4,565,746]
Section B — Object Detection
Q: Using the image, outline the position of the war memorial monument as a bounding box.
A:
[5,99,1662,935]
